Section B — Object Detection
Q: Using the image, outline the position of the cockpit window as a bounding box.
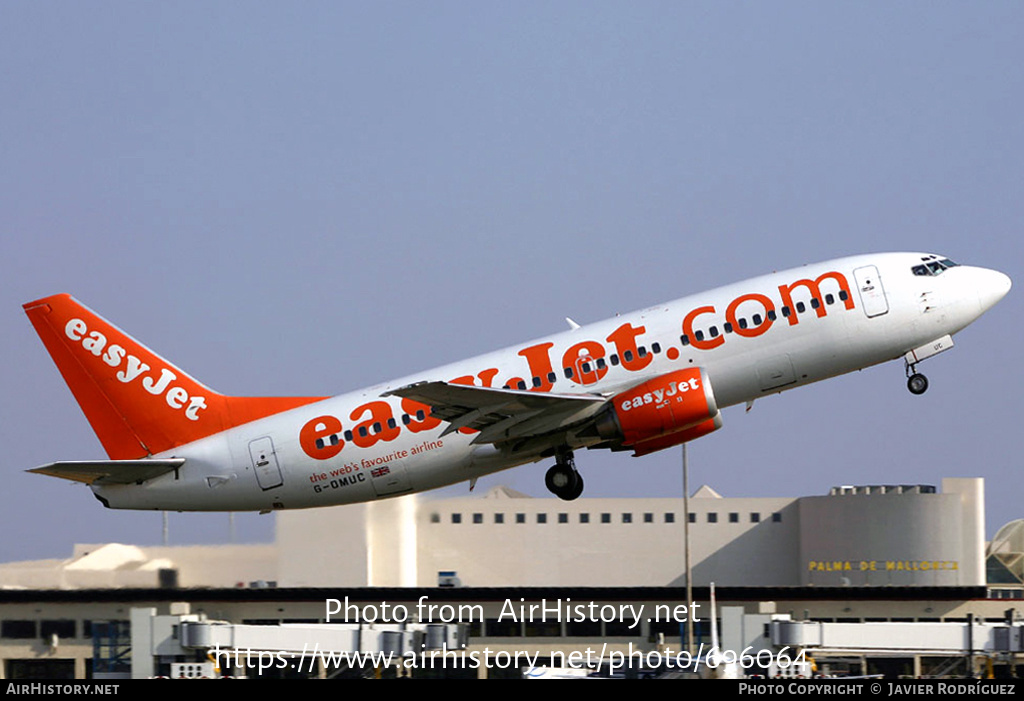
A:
[912,258,960,277]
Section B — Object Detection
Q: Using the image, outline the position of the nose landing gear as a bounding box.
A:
[905,361,929,395]
[545,451,584,501]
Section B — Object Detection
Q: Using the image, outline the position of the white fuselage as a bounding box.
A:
[91,253,1010,511]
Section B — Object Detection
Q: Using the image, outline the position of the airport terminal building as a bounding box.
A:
[1,477,1021,678]
[277,477,986,589]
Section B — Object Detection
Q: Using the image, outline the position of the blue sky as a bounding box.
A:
[1,2,1021,562]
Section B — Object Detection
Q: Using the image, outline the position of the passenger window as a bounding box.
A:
[387,418,396,429]
[610,354,620,366]
[624,350,634,361]
[694,330,705,342]
[753,314,762,325]
[652,343,661,354]
[596,358,606,369]
[767,310,777,321]
[547,372,557,383]
[811,298,820,309]
[709,326,718,338]
[344,430,354,442]
[796,302,806,313]
[638,346,647,357]
[564,367,573,379]
[723,323,733,333]
[680,335,690,346]
[532,376,542,388]
[825,294,834,305]
[402,414,411,425]
[738,318,748,329]
[839,291,849,301]
[782,306,791,317]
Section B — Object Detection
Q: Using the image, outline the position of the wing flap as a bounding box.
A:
[28,458,185,485]
[474,402,603,444]
[383,382,607,446]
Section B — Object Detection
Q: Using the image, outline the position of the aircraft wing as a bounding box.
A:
[27,459,185,485]
[383,382,608,447]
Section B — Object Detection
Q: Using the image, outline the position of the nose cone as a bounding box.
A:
[976,268,1012,313]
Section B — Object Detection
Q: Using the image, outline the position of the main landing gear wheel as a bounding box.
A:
[545,451,583,501]
[907,373,929,395]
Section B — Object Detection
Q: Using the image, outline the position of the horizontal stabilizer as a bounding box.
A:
[28,458,185,485]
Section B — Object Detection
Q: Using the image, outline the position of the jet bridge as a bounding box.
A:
[125,604,466,679]
[769,614,1024,677]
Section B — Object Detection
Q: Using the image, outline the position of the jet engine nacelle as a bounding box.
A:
[595,367,722,456]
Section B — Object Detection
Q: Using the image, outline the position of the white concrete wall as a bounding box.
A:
[413,493,799,587]
[798,483,984,586]
[276,504,370,586]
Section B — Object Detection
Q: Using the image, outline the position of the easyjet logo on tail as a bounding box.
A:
[26,293,324,460]
[64,318,208,421]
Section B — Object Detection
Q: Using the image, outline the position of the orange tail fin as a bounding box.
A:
[24,294,325,460]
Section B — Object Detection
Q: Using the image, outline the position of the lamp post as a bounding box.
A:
[683,443,694,655]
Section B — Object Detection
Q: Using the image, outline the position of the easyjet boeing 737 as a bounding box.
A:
[23,253,1010,511]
